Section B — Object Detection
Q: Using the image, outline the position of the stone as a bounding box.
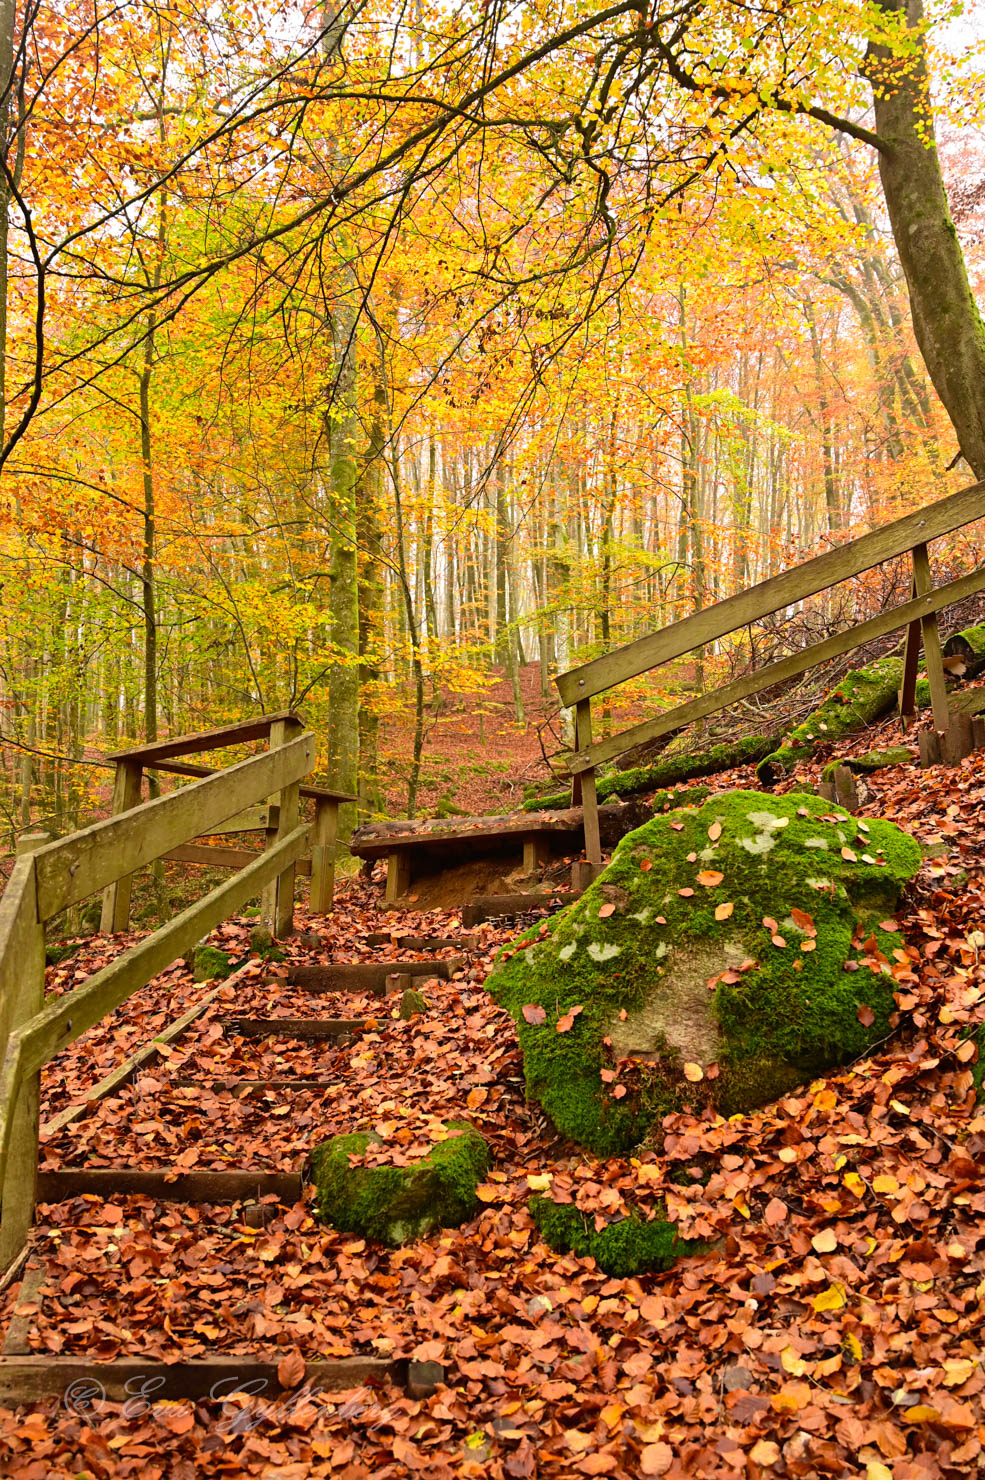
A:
[399,988,429,1020]
[192,945,232,982]
[489,789,922,1155]
[249,926,275,954]
[310,1122,490,1246]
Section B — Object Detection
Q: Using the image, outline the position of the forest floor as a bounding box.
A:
[2,710,985,1478]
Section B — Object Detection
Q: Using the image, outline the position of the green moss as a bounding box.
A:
[490,789,921,1155]
[757,658,904,784]
[821,748,913,782]
[248,925,285,963]
[310,1122,489,1246]
[45,941,81,967]
[192,945,233,982]
[399,988,429,1020]
[530,1196,707,1277]
[522,736,776,813]
[945,621,985,664]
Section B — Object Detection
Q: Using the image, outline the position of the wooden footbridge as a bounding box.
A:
[1,478,984,1406]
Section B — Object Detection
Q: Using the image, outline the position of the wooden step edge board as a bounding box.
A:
[40,980,233,1139]
[286,958,462,992]
[461,893,559,926]
[365,933,477,951]
[2,1265,45,1356]
[0,1354,443,1403]
[220,1017,371,1040]
[36,1169,303,1203]
[172,1079,336,1093]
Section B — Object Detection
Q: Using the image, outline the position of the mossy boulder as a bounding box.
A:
[530,1195,707,1277]
[489,789,921,1156]
[192,945,233,981]
[310,1122,489,1246]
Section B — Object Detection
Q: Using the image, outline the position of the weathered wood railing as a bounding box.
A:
[557,480,985,875]
[100,712,356,929]
[0,719,316,1275]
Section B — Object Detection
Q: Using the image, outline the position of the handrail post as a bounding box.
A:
[99,759,143,933]
[575,699,602,882]
[911,543,950,733]
[261,716,304,937]
[310,797,339,914]
[0,842,47,1275]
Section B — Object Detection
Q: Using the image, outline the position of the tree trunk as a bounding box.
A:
[865,0,985,479]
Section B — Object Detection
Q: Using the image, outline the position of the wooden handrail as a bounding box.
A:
[0,723,318,1275]
[143,755,357,805]
[34,735,314,921]
[105,710,302,765]
[568,563,985,772]
[556,480,985,706]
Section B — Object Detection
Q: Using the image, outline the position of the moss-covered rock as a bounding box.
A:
[399,988,429,1020]
[310,1122,489,1245]
[757,658,904,785]
[45,941,82,967]
[192,945,233,981]
[522,737,775,813]
[530,1195,707,1276]
[489,789,921,1155]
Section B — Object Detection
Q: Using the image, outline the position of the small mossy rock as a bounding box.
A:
[45,941,81,967]
[192,945,232,982]
[489,789,921,1156]
[399,988,429,1021]
[530,1195,708,1277]
[310,1122,489,1246]
[757,658,904,784]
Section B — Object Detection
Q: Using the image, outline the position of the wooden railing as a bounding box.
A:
[0,717,317,1275]
[100,712,357,929]
[556,480,985,874]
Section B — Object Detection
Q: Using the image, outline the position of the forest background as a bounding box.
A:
[1,0,984,859]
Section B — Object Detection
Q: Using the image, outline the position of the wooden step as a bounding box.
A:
[286,958,462,993]
[173,1078,336,1094]
[36,1169,302,1203]
[221,1016,373,1040]
[0,1353,444,1403]
[365,933,476,951]
[461,893,558,926]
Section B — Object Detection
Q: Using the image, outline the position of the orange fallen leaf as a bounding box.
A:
[697,870,724,887]
[714,901,734,921]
